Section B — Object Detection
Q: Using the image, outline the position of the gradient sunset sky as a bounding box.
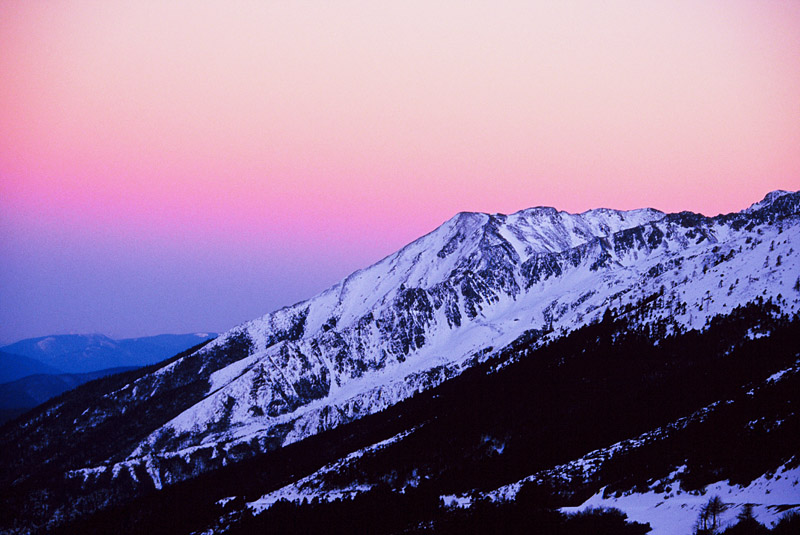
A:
[2,1,799,343]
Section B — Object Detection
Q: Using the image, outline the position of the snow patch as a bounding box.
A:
[562,464,800,535]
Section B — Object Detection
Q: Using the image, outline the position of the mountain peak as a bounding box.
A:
[744,189,796,213]
[2,191,799,534]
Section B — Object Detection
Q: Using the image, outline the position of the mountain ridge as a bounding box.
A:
[1,190,798,534]
[35,192,800,482]
[0,350,63,384]
[1,332,218,373]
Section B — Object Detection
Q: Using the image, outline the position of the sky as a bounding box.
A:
[1,1,799,344]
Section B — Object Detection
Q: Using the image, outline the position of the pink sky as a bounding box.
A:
[1,1,799,342]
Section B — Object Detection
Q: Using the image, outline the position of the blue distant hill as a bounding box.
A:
[0,350,63,384]
[0,332,218,424]
[0,366,139,425]
[1,332,217,374]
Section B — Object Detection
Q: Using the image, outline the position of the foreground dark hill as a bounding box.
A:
[1,191,798,534]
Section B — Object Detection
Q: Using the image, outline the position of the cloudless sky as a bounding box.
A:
[1,0,799,343]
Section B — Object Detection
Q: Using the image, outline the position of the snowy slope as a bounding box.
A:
[63,191,800,489]
[561,466,800,535]
[476,352,800,535]
[233,353,800,522]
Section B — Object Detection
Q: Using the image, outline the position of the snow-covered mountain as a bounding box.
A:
[2,190,798,534]
[104,191,798,483]
[53,195,800,473]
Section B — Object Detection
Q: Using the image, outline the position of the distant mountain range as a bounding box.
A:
[0,350,62,384]
[0,333,217,425]
[0,367,138,425]
[0,332,218,374]
[1,191,798,535]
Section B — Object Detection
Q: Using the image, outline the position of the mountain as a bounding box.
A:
[0,332,218,374]
[1,190,798,535]
[0,350,62,384]
[0,350,63,424]
[0,367,139,425]
[0,333,218,428]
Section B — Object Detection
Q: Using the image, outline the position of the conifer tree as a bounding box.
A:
[695,495,726,535]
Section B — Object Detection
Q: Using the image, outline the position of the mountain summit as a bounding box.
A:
[126,191,798,466]
[2,191,799,534]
